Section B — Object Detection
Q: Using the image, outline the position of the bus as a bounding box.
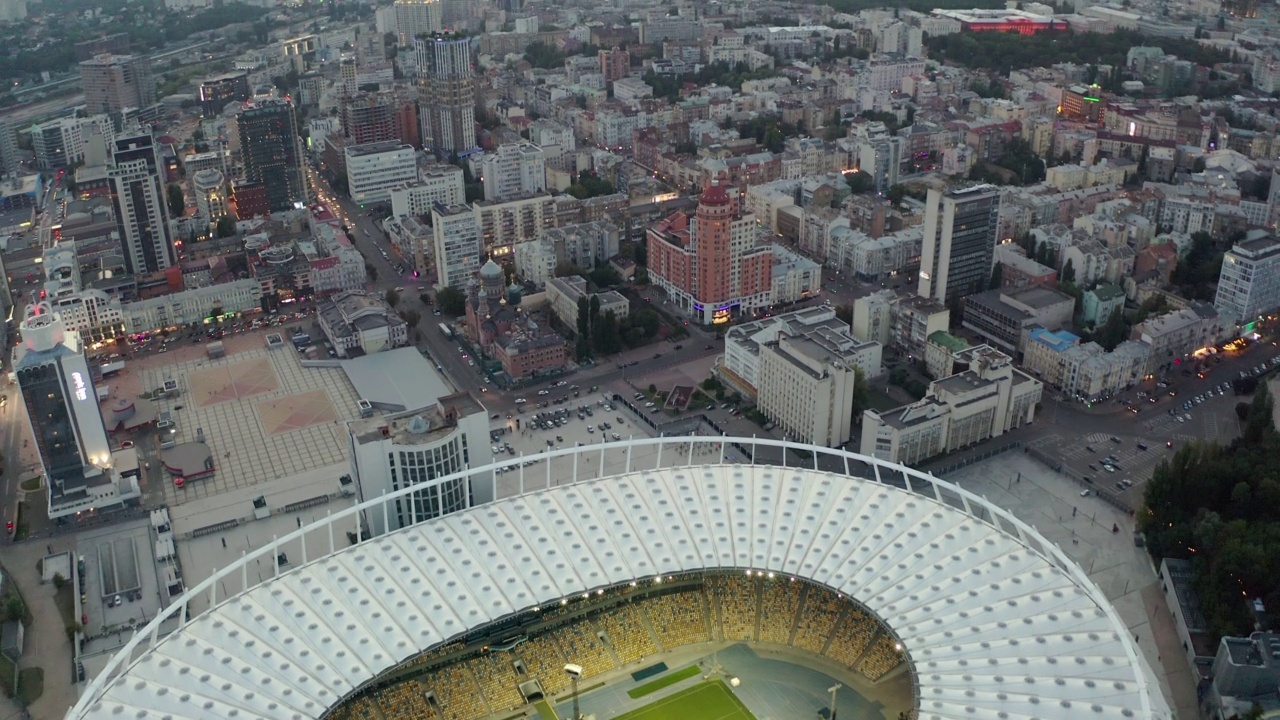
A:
[438,323,453,339]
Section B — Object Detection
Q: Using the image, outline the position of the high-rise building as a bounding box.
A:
[79,54,156,115]
[341,90,420,147]
[236,99,304,212]
[0,118,19,175]
[192,168,229,226]
[14,304,141,519]
[344,141,418,205]
[393,0,441,45]
[431,202,481,287]
[109,130,175,274]
[917,184,1002,304]
[1214,234,1280,322]
[417,35,477,159]
[198,71,251,117]
[481,142,546,202]
[646,180,773,324]
[0,0,28,23]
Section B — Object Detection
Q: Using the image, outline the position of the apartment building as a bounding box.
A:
[431,202,482,288]
[345,141,418,205]
[1214,234,1280,323]
[481,143,547,202]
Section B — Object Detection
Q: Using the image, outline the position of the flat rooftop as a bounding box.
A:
[342,347,457,412]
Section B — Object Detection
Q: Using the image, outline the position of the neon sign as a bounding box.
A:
[72,372,87,401]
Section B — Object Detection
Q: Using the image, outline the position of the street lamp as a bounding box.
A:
[828,683,842,720]
[565,663,583,720]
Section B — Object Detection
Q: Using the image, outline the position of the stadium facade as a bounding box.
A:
[66,437,1172,720]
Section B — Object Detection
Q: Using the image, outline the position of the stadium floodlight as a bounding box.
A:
[565,664,584,720]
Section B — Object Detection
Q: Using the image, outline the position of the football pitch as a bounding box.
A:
[610,680,757,720]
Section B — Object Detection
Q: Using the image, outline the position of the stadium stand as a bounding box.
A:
[421,665,487,720]
[759,579,802,645]
[826,605,878,669]
[708,574,759,642]
[792,585,845,655]
[374,679,429,720]
[858,632,907,681]
[470,653,525,714]
[595,602,658,666]
[334,575,905,720]
[518,633,572,696]
[555,622,616,677]
[644,589,712,649]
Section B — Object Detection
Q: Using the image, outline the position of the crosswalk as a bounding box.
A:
[1203,411,1219,441]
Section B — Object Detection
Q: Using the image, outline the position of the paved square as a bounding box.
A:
[137,346,361,506]
[189,357,280,407]
[257,389,339,436]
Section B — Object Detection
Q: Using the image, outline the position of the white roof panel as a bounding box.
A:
[71,464,1171,720]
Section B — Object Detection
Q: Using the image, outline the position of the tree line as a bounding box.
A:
[923,29,1230,75]
[1141,386,1279,644]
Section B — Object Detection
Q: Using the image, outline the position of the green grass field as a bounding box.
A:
[612,680,756,720]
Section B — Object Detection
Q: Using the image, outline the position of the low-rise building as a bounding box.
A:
[317,290,409,357]
[491,332,569,380]
[861,345,1042,465]
[1081,282,1126,328]
[123,278,261,334]
[962,286,1075,354]
[769,245,822,305]
[1131,304,1225,375]
[546,275,630,329]
[924,330,969,380]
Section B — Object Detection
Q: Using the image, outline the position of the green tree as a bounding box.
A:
[835,303,853,325]
[435,285,466,316]
[166,183,185,218]
[988,263,1004,290]
[214,215,237,237]
[385,288,400,307]
[3,595,24,623]
[1061,257,1076,283]
[845,171,875,193]
[593,310,622,355]
[1093,307,1127,351]
[850,367,870,421]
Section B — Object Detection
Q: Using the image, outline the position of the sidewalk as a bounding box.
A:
[0,537,79,719]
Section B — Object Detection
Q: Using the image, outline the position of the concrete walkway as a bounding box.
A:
[1,536,80,718]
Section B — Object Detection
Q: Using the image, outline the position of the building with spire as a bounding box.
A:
[646,179,773,325]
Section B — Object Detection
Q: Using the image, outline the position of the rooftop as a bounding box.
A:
[342,347,456,413]
[65,443,1172,720]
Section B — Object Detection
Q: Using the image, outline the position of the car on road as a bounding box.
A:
[652,353,661,359]
[1080,489,1090,497]
[1109,436,1121,443]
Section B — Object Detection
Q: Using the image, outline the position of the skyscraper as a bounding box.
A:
[917,185,1002,304]
[109,130,176,274]
[417,35,477,159]
[393,0,441,45]
[79,53,156,115]
[0,118,18,175]
[14,304,140,519]
[236,98,304,212]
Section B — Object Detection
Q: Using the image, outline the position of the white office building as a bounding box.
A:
[481,142,547,202]
[723,306,882,400]
[388,164,465,218]
[1214,234,1280,323]
[191,168,228,226]
[345,141,418,205]
[757,330,882,448]
[342,349,491,536]
[861,345,1041,465]
[431,203,482,288]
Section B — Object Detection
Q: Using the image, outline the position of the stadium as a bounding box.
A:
[66,437,1171,720]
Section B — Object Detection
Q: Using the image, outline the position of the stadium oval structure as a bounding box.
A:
[67,437,1172,720]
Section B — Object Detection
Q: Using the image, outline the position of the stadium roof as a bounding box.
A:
[68,441,1171,720]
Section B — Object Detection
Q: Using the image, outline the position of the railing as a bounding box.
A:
[66,435,1162,720]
